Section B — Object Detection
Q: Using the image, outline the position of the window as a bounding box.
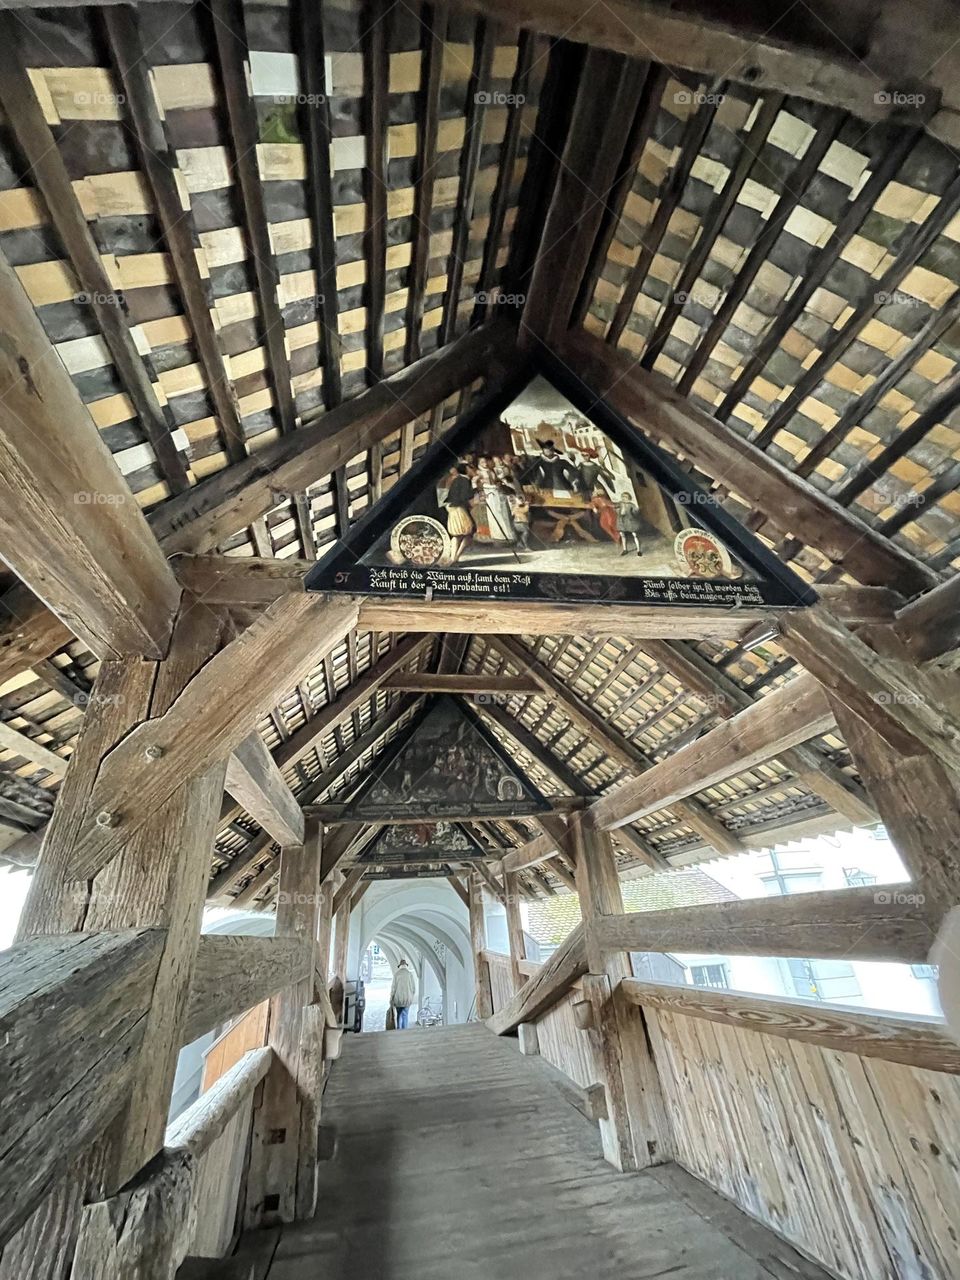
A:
[690,963,728,990]
[786,958,861,1002]
[843,867,877,888]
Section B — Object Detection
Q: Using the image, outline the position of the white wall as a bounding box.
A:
[681,829,942,1017]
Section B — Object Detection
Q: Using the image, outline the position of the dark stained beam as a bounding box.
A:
[560,328,936,597]
[209,0,296,434]
[0,19,190,494]
[362,0,390,379]
[103,5,247,465]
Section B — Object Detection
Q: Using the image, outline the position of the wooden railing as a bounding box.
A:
[72,1047,273,1274]
[487,925,960,1280]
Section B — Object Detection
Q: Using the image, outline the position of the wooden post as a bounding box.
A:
[0,602,228,1278]
[504,870,526,993]
[571,813,669,1172]
[315,841,336,989]
[468,873,494,1020]
[246,819,323,1226]
[332,874,352,1022]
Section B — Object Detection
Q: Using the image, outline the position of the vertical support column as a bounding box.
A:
[247,819,323,1225]
[468,872,494,1019]
[0,602,227,1280]
[315,836,335,992]
[333,878,351,986]
[504,869,526,993]
[572,813,668,1172]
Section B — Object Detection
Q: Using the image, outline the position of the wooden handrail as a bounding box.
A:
[590,881,939,964]
[487,924,587,1035]
[620,979,960,1074]
[166,1046,274,1157]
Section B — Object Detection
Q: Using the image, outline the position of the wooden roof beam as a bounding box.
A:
[560,329,936,598]
[591,881,940,964]
[644,638,878,827]
[492,635,745,856]
[152,319,513,556]
[381,673,541,695]
[586,672,834,832]
[0,255,181,661]
[444,0,939,126]
[225,733,305,848]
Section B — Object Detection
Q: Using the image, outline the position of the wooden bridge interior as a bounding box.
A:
[1,0,960,1276]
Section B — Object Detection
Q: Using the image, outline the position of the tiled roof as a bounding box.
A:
[524,868,737,946]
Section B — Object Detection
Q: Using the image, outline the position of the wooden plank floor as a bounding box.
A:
[251,1024,830,1280]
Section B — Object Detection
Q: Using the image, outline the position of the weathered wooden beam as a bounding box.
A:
[152,320,513,555]
[331,866,365,917]
[0,252,182,660]
[620,979,960,1075]
[165,1046,273,1156]
[225,734,305,848]
[440,0,937,125]
[0,20,191,494]
[468,873,494,1019]
[644,637,877,827]
[0,719,67,777]
[0,586,73,690]
[0,929,164,1249]
[247,821,323,1224]
[60,595,358,882]
[779,608,960,776]
[492,635,744,856]
[358,597,777,641]
[894,575,960,666]
[487,922,587,1035]
[173,555,309,606]
[591,882,940,964]
[181,935,309,1045]
[381,673,541,695]
[586,673,834,832]
[522,48,646,345]
[446,874,471,910]
[572,814,668,1172]
[560,329,936,597]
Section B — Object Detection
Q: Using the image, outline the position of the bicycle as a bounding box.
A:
[416,996,443,1027]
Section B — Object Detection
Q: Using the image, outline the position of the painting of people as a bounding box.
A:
[343,697,548,822]
[307,369,813,609]
[356,821,485,865]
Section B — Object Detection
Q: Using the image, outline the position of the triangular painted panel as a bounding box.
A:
[306,355,816,609]
[339,695,550,822]
[355,820,488,865]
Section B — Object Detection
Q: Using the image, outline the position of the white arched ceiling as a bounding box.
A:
[359,883,470,962]
[378,924,445,989]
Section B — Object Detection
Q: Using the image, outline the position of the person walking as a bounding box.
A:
[389,958,417,1030]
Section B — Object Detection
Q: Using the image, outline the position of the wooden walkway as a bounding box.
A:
[245,1024,829,1280]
